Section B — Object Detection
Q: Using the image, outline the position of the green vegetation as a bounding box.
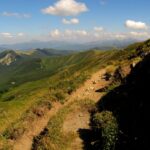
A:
[0,50,119,146]
[92,111,118,150]
[32,99,95,150]
[0,50,117,92]
[0,39,150,149]
[3,99,52,140]
[88,39,150,150]
[32,103,75,150]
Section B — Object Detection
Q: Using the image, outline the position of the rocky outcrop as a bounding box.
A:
[0,51,20,65]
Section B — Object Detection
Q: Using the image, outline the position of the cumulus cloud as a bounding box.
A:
[17,33,25,37]
[0,32,28,44]
[125,20,148,30]
[48,28,150,42]
[0,32,25,39]
[73,30,87,36]
[50,29,61,38]
[65,29,88,38]
[1,12,31,18]
[0,32,13,38]
[62,18,79,24]
[130,31,149,37]
[49,29,88,40]
[114,34,126,39]
[94,26,104,32]
[1,30,149,44]
[41,0,88,16]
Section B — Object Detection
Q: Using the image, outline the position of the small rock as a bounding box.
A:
[79,113,84,117]
[92,80,97,84]
[89,87,95,90]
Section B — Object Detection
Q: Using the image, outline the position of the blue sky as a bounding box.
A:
[0,0,150,44]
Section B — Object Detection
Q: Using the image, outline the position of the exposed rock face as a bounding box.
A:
[113,66,130,82]
[0,51,19,65]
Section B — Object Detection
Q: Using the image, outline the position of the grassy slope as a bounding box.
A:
[1,37,149,147]
[93,52,150,150]
[0,50,119,133]
[0,50,117,92]
[0,49,73,92]
[30,39,150,149]
[32,99,95,150]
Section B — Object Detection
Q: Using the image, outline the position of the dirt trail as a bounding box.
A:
[62,69,109,150]
[62,105,91,150]
[69,69,108,102]
[12,68,109,150]
[13,102,62,150]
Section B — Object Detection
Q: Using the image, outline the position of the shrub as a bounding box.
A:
[3,95,15,102]
[93,111,118,150]
[36,100,52,110]
[53,91,66,104]
[3,127,25,140]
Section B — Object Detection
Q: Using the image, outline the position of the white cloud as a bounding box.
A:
[94,26,104,32]
[114,34,126,39]
[49,29,88,41]
[50,29,61,38]
[64,29,88,36]
[0,32,13,38]
[48,28,150,42]
[125,20,148,30]
[17,33,25,37]
[0,32,25,39]
[62,18,79,24]
[41,0,88,16]
[130,31,149,37]
[75,30,88,36]
[1,29,149,44]
[0,32,28,44]
[1,12,31,18]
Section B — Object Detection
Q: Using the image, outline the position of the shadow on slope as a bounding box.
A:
[78,128,97,150]
[95,54,150,150]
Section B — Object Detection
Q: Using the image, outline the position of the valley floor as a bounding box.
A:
[12,68,109,150]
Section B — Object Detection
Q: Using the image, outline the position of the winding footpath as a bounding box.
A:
[13,68,109,150]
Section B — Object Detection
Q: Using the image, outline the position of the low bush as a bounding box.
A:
[3,126,25,140]
[52,91,66,104]
[92,111,118,150]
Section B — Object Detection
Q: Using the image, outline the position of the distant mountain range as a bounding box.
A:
[0,48,74,65]
[0,39,139,51]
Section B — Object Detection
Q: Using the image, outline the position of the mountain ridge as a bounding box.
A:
[0,39,139,51]
[0,39,150,149]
